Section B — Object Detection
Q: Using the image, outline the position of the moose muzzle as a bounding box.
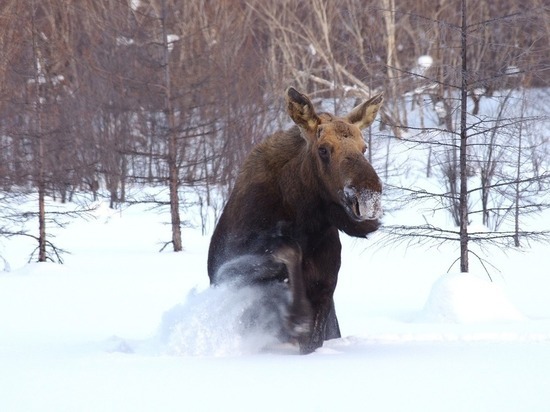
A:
[343,185,383,221]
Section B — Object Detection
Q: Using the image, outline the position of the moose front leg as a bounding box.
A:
[298,228,342,354]
[324,298,341,339]
[298,292,340,354]
[272,242,312,339]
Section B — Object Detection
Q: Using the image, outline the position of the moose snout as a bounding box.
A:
[343,185,383,221]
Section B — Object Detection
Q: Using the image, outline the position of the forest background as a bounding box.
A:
[1,0,549,266]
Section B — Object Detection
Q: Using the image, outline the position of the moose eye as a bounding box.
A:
[318,146,330,160]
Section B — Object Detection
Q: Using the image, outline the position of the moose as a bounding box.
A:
[207,87,383,354]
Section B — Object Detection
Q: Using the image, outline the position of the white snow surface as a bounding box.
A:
[1,193,550,412]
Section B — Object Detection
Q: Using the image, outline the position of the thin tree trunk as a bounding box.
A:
[514,89,526,247]
[37,134,46,261]
[31,0,47,262]
[37,136,46,262]
[161,0,182,252]
[459,0,469,272]
[383,0,403,137]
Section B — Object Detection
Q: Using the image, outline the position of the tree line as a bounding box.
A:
[0,0,549,266]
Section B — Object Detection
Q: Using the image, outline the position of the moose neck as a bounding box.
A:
[280,141,333,236]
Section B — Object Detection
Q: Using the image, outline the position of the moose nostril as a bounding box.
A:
[343,185,357,199]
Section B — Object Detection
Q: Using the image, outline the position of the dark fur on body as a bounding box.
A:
[208,88,383,353]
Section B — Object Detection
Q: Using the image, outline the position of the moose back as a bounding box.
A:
[207,87,383,353]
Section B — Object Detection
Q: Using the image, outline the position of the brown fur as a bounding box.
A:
[208,88,383,353]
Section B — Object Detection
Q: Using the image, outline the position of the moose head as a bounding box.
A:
[285,87,384,224]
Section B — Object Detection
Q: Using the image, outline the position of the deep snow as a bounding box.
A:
[1,191,550,411]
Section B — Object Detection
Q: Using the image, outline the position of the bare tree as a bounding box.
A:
[159,0,182,251]
[380,0,550,273]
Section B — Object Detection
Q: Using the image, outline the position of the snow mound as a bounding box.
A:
[421,273,524,323]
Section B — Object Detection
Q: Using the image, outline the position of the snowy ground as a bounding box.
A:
[1,194,550,411]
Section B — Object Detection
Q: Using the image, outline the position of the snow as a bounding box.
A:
[417,55,433,69]
[1,194,550,412]
[130,0,141,11]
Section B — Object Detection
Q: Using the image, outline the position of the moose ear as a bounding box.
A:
[285,87,320,132]
[346,93,384,130]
